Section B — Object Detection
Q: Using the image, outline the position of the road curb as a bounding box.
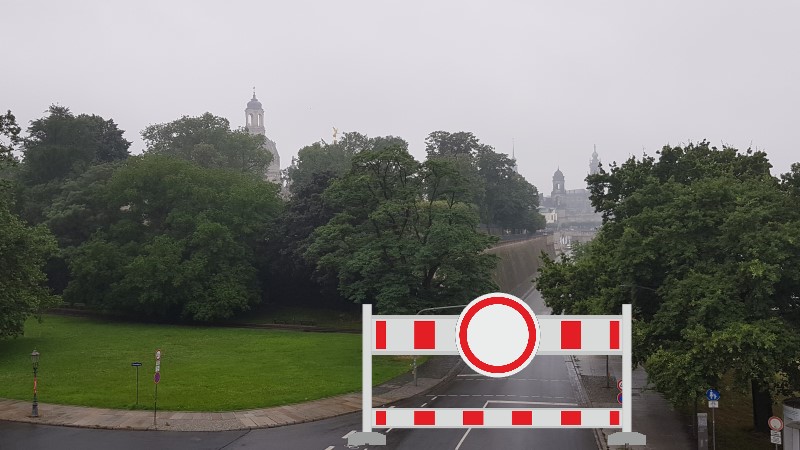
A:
[566,355,608,450]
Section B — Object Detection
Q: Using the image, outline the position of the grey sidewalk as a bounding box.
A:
[0,356,462,432]
[574,354,695,449]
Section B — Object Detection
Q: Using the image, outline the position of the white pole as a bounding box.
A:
[622,303,632,433]
[362,303,373,433]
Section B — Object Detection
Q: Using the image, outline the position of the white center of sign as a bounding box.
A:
[466,304,530,367]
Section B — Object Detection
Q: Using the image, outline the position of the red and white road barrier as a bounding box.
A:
[373,407,622,428]
[349,293,646,447]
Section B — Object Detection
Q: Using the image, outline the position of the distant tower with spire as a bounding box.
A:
[589,145,600,175]
[511,138,518,173]
[245,88,281,183]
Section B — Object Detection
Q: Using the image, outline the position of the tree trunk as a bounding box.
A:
[751,379,773,432]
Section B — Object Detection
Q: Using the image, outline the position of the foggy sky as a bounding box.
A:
[2,1,798,193]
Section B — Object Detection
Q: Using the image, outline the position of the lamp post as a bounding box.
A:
[31,350,39,418]
[412,305,467,386]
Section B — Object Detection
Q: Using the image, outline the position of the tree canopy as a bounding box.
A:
[536,141,800,431]
[0,110,59,339]
[141,112,272,176]
[63,155,283,322]
[306,141,498,314]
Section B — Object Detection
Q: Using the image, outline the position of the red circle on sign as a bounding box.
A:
[456,293,540,377]
[617,380,623,391]
[769,416,784,431]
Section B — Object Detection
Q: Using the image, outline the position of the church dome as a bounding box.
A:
[247,94,262,110]
[553,168,564,179]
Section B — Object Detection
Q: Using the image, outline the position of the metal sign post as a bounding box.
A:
[131,362,142,405]
[154,350,161,427]
[706,389,720,450]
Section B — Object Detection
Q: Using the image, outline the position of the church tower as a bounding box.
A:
[589,145,600,175]
[245,89,281,183]
[551,167,566,198]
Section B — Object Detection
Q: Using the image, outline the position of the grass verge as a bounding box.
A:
[0,315,412,411]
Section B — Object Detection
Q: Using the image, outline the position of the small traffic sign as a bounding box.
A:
[768,416,784,431]
[708,400,719,409]
[617,380,623,391]
[131,362,142,367]
[155,349,161,361]
[617,392,623,404]
[155,362,160,373]
[771,430,782,444]
[154,372,161,384]
[706,388,720,401]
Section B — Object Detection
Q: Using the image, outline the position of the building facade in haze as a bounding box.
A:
[538,149,603,228]
[244,91,281,183]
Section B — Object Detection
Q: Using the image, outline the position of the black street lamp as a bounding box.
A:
[31,350,39,418]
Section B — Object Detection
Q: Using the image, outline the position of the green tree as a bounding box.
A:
[141,112,271,176]
[19,105,130,186]
[536,142,800,431]
[307,142,498,314]
[64,155,283,322]
[425,131,543,232]
[14,106,131,224]
[0,110,59,339]
[286,132,370,193]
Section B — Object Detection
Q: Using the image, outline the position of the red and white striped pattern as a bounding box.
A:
[373,408,623,429]
[372,315,621,355]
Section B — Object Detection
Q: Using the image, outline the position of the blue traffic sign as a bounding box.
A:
[706,388,720,401]
[617,392,623,404]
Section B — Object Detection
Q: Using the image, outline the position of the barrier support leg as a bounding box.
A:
[608,304,647,447]
[348,303,386,447]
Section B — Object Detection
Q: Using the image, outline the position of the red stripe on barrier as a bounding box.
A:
[463,411,484,426]
[376,410,386,426]
[610,320,620,349]
[414,321,436,349]
[561,410,581,425]
[414,410,435,425]
[610,410,620,426]
[376,320,386,349]
[561,321,582,349]
[512,410,532,425]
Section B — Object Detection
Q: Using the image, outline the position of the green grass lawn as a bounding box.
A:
[0,315,413,412]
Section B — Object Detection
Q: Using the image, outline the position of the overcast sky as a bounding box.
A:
[2,1,798,192]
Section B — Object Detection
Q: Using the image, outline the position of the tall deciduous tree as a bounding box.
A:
[64,155,283,322]
[141,112,271,176]
[307,142,498,314]
[0,110,59,339]
[536,142,800,431]
[425,131,543,232]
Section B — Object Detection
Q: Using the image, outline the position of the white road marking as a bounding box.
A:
[431,396,438,401]
[341,430,355,439]
[324,447,335,450]
[486,400,579,406]
[427,394,572,399]
[421,402,428,407]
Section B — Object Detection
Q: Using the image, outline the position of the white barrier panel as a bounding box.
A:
[373,407,623,429]
[372,315,622,356]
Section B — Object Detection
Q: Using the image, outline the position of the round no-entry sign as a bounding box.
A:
[769,416,784,431]
[456,293,540,378]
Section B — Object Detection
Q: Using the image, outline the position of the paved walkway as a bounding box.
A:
[0,356,462,432]
[573,354,695,449]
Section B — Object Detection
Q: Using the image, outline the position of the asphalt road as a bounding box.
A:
[0,288,599,450]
